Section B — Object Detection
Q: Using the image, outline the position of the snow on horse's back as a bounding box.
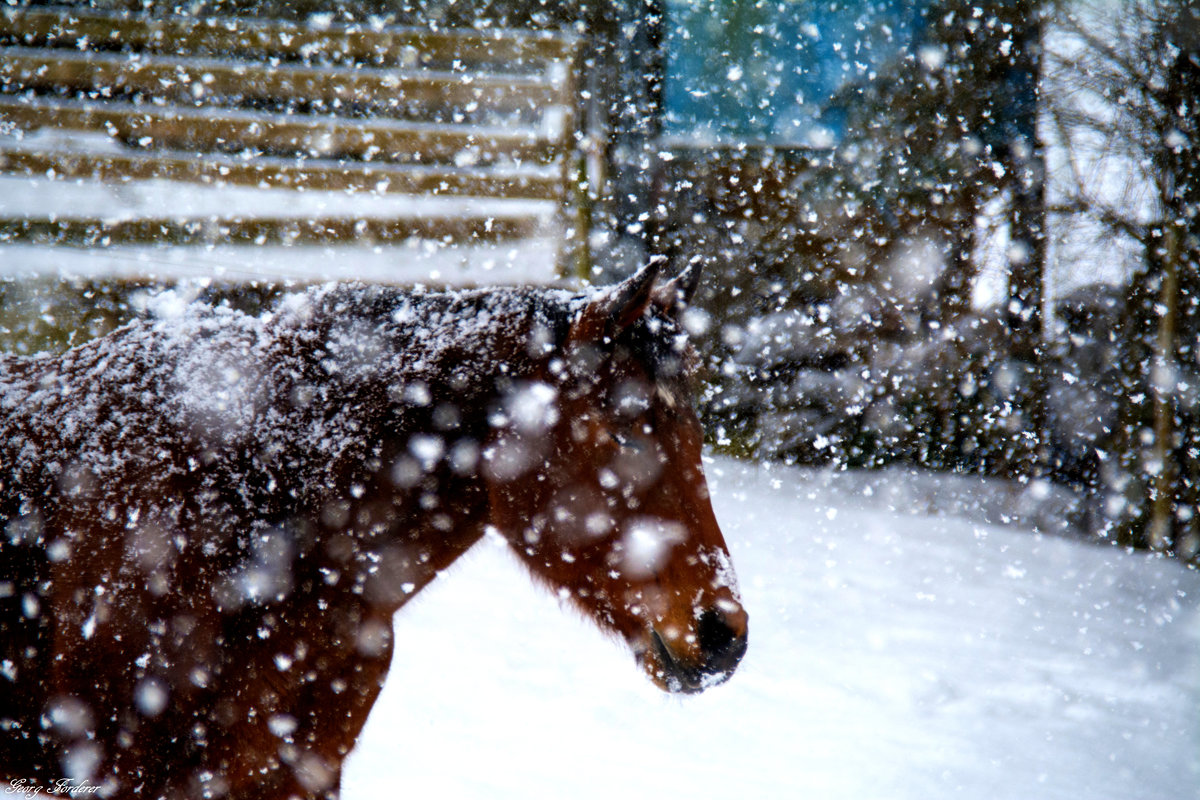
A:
[0,268,746,798]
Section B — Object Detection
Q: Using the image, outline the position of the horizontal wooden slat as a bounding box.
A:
[0,97,564,164]
[0,7,583,258]
[0,215,545,246]
[0,144,565,199]
[0,47,567,117]
[0,6,577,68]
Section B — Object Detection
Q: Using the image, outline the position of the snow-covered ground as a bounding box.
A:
[344,456,1200,800]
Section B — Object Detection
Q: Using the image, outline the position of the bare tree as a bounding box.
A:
[1045,0,1200,560]
[840,0,1050,475]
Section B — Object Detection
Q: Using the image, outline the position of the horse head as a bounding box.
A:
[483,262,748,693]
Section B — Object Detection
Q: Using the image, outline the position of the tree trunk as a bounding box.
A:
[1147,222,1180,552]
[1004,4,1049,479]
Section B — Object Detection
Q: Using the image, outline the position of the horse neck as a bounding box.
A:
[265,285,572,601]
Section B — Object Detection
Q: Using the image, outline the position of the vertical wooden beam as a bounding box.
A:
[556,38,591,280]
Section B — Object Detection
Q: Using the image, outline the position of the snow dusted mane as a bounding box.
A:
[2,282,582,502]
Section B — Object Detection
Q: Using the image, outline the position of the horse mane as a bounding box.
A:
[2,284,572,492]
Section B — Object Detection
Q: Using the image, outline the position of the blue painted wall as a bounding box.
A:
[663,0,934,146]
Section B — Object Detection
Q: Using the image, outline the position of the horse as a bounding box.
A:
[0,262,748,799]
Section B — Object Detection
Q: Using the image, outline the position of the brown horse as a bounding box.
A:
[0,263,746,799]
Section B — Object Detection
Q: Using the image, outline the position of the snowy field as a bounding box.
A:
[344,456,1200,800]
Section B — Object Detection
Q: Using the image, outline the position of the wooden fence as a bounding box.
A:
[0,5,589,275]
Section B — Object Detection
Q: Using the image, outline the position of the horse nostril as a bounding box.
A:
[697,607,735,654]
[696,607,747,669]
[649,608,747,693]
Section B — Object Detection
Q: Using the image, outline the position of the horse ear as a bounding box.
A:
[651,261,702,317]
[570,258,663,343]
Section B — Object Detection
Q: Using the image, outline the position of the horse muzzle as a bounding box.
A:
[641,606,748,694]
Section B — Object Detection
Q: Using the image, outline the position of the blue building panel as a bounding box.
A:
[664,0,934,146]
